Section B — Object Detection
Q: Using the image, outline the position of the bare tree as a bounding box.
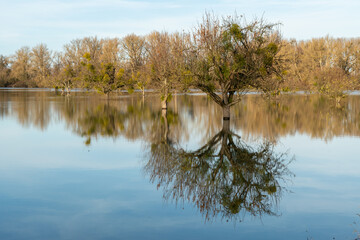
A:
[10,46,33,87]
[122,34,148,96]
[100,38,121,64]
[146,31,189,109]
[30,43,52,87]
[0,55,12,87]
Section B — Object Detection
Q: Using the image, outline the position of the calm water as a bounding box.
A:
[0,89,360,240]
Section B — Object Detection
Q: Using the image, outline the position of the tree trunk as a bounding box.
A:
[65,86,71,96]
[335,96,341,108]
[162,78,168,109]
[161,97,168,109]
[223,105,230,120]
[174,92,177,113]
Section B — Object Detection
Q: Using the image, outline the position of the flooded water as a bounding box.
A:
[0,89,360,240]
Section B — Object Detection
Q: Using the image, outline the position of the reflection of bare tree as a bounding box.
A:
[77,104,126,145]
[68,96,183,145]
[0,91,10,117]
[6,91,52,130]
[144,119,293,222]
[71,99,154,144]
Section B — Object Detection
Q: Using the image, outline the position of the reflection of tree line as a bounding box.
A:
[232,95,360,141]
[2,91,360,141]
[0,91,52,130]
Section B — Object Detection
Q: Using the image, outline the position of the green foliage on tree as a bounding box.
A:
[81,52,129,96]
[189,13,283,118]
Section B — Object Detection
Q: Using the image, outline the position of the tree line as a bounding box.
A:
[0,13,359,112]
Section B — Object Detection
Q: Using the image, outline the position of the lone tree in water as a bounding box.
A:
[146,31,190,110]
[190,13,283,120]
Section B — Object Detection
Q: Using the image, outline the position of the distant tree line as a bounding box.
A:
[280,36,360,99]
[1,14,359,104]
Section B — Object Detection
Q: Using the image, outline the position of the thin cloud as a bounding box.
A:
[1,0,360,55]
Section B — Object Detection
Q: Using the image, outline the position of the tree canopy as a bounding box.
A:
[190,14,283,112]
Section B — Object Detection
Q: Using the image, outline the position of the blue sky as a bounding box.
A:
[1,0,360,55]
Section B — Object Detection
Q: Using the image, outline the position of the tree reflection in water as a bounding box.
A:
[61,98,294,222]
[0,90,297,222]
[78,103,126,145]
[144,109,294,222]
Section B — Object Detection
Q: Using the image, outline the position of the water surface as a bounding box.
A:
[0,89,360,240]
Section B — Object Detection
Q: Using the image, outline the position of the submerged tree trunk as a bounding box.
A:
[174,92,177,113]
[223,105,230,120]
[161,96,168,109]
[162,79,168,109]
[64,86,71,96]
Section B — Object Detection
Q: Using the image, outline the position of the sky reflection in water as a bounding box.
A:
[0,89,360,240]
